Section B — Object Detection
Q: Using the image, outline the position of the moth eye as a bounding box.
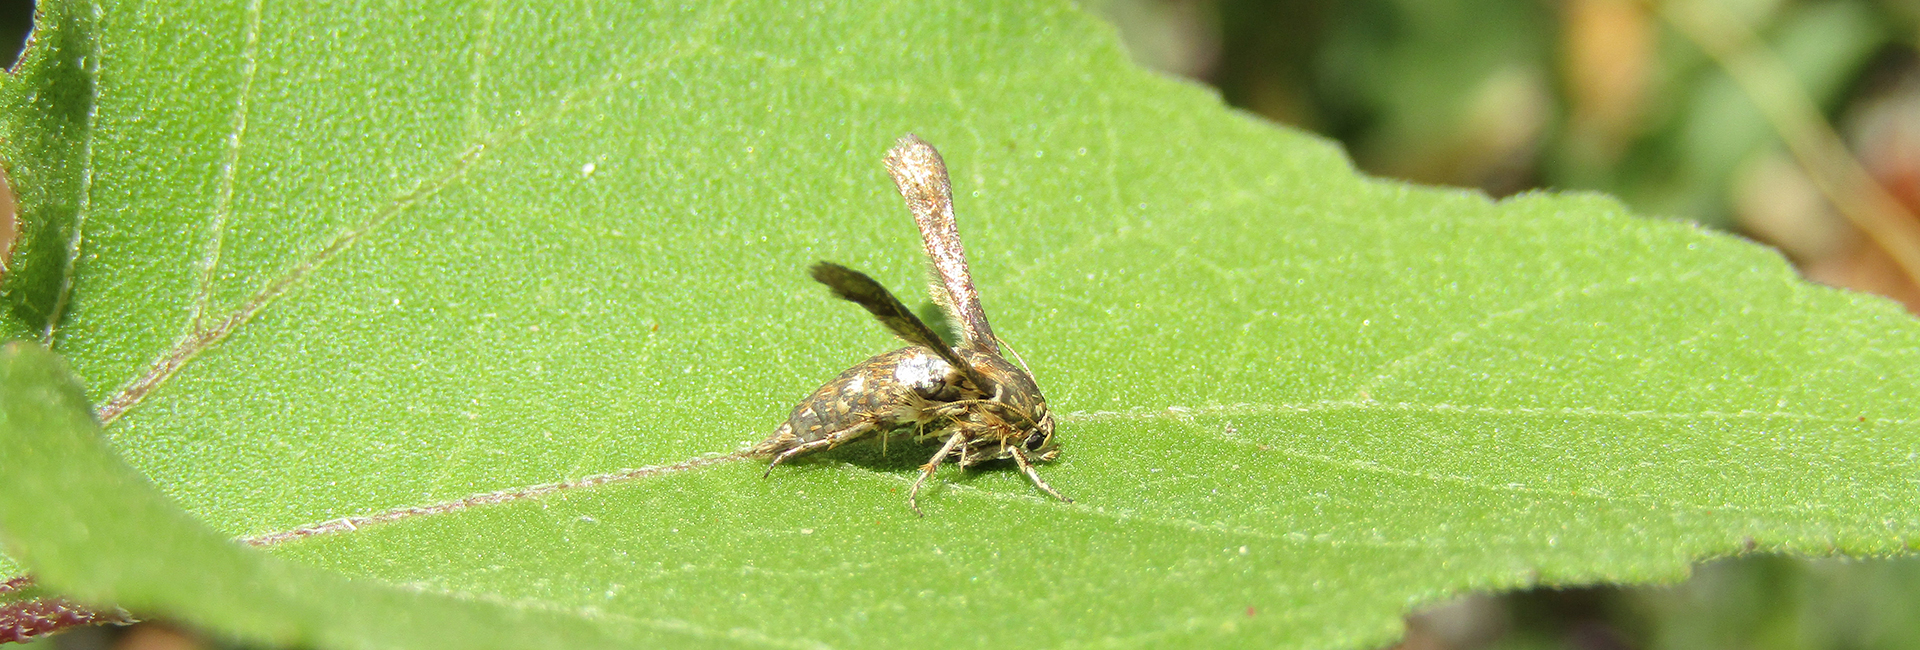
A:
[1024,431,1049,451]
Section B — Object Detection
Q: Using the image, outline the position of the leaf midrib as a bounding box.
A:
[214,400,1848,557]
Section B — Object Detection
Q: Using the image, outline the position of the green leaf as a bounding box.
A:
[0,3,93,342]
[0,341,769,648]
[2,0,1918,648]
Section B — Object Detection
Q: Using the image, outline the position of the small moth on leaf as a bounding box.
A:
[755,134,1069,515]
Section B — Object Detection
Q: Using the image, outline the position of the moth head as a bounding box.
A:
[1021,407,1059,461]
[953,347,1060,462]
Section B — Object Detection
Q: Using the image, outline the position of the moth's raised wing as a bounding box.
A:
[883,134,998,355]
[809,262,992,392]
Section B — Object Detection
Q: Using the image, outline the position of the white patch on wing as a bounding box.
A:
[893,352,952,390]
[843,374,864,395]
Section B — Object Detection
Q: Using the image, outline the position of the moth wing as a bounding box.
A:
[809,262,992,393]
[883,134,999,355]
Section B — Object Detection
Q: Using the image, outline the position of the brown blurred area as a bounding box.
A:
[1095,1,1920,648]
[1100,0,1920,315]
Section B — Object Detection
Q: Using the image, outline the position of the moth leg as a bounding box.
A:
[887,418,931,456]
[1011,446,1072,504]
[911,406,968,447]
[761,421,877,478]
[907,433,970,517]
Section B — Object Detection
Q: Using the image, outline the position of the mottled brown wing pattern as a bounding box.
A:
[883,134,998,354]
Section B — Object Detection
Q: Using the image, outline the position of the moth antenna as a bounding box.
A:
[996,335,1036,378]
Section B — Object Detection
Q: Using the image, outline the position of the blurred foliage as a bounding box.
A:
[1103,0,1920,310]
[1095,0,1920,649]
[1469,556,1920,650]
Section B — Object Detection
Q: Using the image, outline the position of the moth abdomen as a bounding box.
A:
[753,346,969,457]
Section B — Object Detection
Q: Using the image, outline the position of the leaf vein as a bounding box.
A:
[241,452,748,546]
[96,6,732,424]
[1353,271,1707,397]
[1204,422,1820,521]
[187,0,265,332]
[1060,400,1913,427]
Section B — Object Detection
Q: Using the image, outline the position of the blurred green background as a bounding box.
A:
[1094,0,1920,649]
[1106,0,1920,314]
[10,0,1920,648]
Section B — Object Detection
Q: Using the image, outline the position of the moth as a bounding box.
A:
[755,134,1070,515]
